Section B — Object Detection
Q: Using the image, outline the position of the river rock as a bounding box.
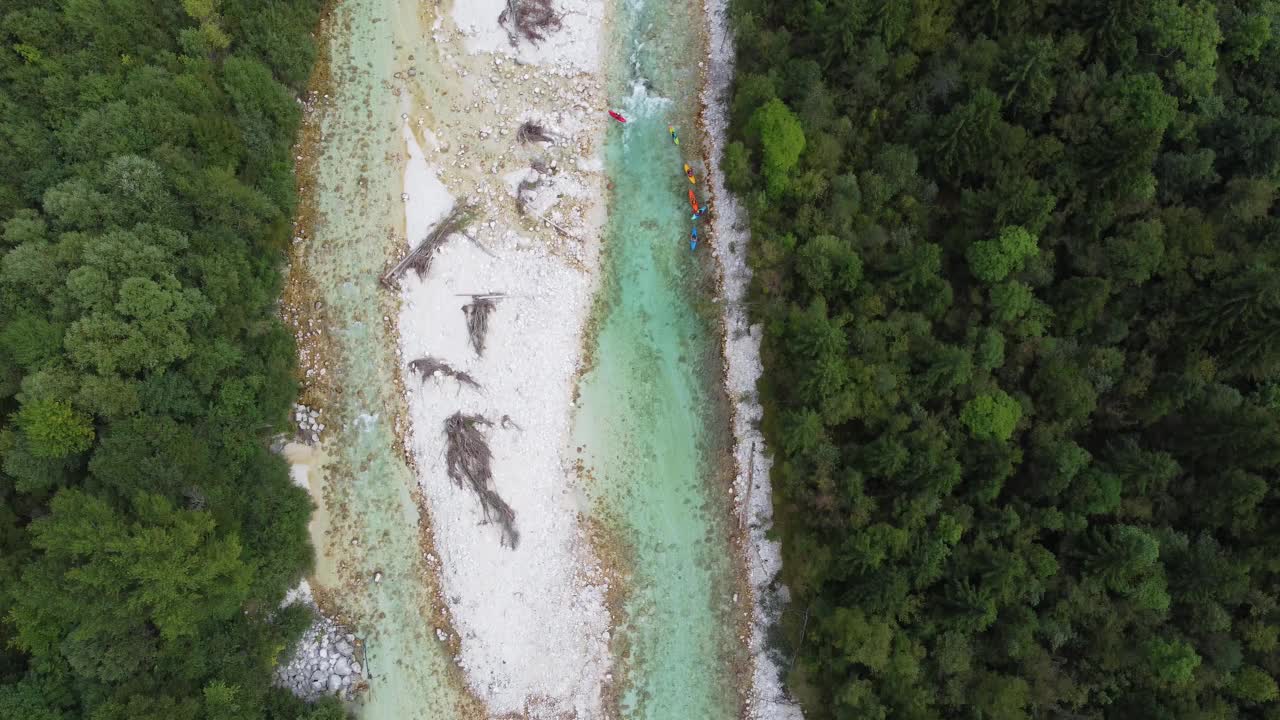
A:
[273,601,366,701]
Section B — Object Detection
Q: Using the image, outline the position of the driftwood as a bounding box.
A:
[527,209,578,240]
[381,205,472,287]
[408,356,481,391]
[516,121,554,144]
[462,297,498,356]
[455,292,511,300]
[498,0,562,46]
[444,412,518,548]
[500,414,523,431]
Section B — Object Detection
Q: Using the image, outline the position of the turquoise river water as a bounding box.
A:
[298,1,475,718]
[571,0,744,717]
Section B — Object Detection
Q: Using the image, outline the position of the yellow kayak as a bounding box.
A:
[684,163,696,184]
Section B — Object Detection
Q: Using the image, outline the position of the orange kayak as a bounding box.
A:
[688,189,700,215]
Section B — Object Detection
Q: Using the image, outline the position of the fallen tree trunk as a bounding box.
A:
[380,205,472,287]
[408,356,481,391]
[443,412,519,548]
[462,297,498,356]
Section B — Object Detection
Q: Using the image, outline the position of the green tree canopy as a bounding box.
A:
[15,399,94,459]
[967,226,1038,284]
[0,0,325,716]
[732,0,1280,714]
[960,390,1022,440]
[749,98,807,195]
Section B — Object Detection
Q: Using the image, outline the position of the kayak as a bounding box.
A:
[669,125,680,145]
[690,226,699,251]
[688,189,700,215]
[684,163,696,184]
[608,110,628,123]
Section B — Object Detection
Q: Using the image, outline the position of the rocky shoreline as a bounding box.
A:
[698,0,804,717]
[274,584,366,701]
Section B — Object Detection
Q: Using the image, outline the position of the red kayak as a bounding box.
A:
[688,189,700,215]
[608,110,628,123]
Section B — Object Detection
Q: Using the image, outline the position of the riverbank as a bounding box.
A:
[390,0,615,716]
[698,1,804,718]
[279,0,483,717]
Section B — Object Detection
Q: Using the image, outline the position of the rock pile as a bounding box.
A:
[275,615,365,701]
[293,403,324,443]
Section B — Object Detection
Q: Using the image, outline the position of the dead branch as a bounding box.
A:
[462,298,497,356]
[465,233,499,258]
[516,121,555,144]
[408,356,481,391]
[381,205,474,286]
[498,0,562,47]
[444,412,519,548]
[526,208,577,239]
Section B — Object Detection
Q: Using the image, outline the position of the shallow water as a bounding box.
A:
[572,0,744,716]
[299,0,472,717]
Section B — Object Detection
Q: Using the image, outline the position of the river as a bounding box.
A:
[293,0,750,717]
[570,0,746,716]
[288,0,479,717]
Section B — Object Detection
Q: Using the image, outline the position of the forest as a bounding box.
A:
[0,1,343,718]
[726,0,1280,718]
